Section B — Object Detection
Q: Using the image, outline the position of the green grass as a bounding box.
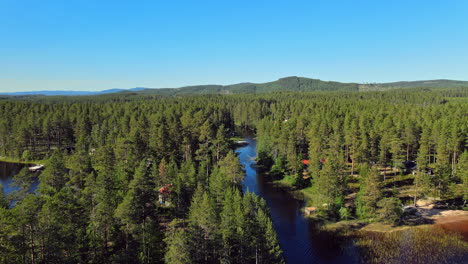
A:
[355,226,468,264]
[302,186,315,204]
[229,137,245,141]
[274,174,296,186]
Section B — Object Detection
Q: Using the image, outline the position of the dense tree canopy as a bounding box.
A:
[0,88,466,263]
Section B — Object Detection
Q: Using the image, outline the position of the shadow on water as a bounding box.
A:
[236,137,359,264]
[0,161,39,195]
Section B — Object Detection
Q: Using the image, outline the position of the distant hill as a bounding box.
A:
[2,78,467,97]
[0,87,146,96]
[135,76,360,96]
[133,77,468,96]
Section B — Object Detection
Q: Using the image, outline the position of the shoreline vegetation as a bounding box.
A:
[0,156,44,165]
[257,150,468,263]
[270,171,468,235]
[254,151,468,237]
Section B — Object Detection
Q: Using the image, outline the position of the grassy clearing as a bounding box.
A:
[360,222,414,233]
[354,225,468,264]
[229,137,245,141]
[272,175,317,206]
[274,174,295,186]
[302,186,315,204]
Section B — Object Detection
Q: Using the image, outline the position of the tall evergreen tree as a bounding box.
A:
[356,166,382,218]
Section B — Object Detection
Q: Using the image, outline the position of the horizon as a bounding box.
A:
[2,76,468,93]
[1,0,468,92]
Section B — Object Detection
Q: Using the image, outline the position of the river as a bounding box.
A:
[236,137,359,264]
[0,161,39,196]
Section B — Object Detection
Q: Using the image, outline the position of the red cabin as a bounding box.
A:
[158,184,173,195]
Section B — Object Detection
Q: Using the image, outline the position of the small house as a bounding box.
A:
[158,184,173,205]
[402,160,417,174]
[304,207,317,215]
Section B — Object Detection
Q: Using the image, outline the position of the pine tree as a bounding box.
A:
[68,150,93,190]
[255,208,284,264]
[195,119,214,163]
[458,151,468,205]
[356,166,382,218]
[219,189,239,262]
[376,197,402,225]
[37,187,87,263]
[0,185,8,209]
[188,189,218,262]
[310,155,343,213]
[88,145,119,262]
[38,150,68,195]
[218,151,244,187]
[164,229,192,264]
[176,158,197,210]
[413,170,432,205]
[213,124,230,162]
[115,159,158,263]
[0,204,21,263]
[208,167,230,207]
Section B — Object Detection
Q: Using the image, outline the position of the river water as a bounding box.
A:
[236,137,359,264]
[0,161,39,195]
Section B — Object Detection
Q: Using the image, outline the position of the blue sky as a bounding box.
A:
[1,0,467,92]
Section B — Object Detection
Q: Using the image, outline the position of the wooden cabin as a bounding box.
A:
[158,184,173,205]
[304,207,317,215]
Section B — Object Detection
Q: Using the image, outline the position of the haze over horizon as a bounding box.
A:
[1,0,467,92]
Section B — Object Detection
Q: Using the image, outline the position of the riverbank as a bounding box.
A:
[322,213,468,233]
[353,224,468,264]
[317,208,468,263]
[0,156,44,165]
[272,173,468,238]
[236,137,363,263]
[270,174,468,263]
[272,174,315,201]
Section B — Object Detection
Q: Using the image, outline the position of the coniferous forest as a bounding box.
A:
[0,88,467,263]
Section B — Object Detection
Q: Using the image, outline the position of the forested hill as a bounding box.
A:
[135,76,360,95]
[127,77,468,95]
[2,77,468,97]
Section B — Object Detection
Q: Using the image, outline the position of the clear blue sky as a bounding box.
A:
[1,0,467,92]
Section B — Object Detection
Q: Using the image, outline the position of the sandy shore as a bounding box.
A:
[417,205,468,222]
[432,213,468,224]
[344,207,468,235]
[413,206,468,240]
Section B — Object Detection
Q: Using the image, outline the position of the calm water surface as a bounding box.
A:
[0,161,39,195]
[236,137,359,264]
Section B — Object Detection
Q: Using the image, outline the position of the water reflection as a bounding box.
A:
[236,137,359,264]
[0,161,39,195]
